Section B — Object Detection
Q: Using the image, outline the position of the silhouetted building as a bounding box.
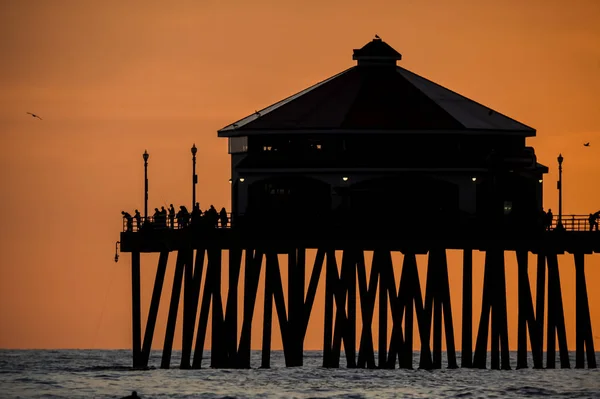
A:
[218,38,547,233]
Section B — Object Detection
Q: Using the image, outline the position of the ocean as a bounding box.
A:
[0,350,598,398]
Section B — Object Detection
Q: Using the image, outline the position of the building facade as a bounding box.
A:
[218,38,547,234]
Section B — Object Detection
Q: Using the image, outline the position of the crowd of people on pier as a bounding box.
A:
[121,203,229,232]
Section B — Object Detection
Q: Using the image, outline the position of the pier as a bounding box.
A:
[116,37,598,370]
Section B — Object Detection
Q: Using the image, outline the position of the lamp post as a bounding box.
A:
[143,150,149,219]
[557,153,563,230]
[191,143,197,209]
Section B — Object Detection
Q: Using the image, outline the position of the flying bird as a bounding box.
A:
[26,112,42,120]
[584,142,590,147]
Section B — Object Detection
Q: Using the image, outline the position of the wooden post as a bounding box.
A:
[546,253,570,369]
[461,248,473,368]
[141,251,169,368]
[131,251,142,369]
[516,250,541,369]
[574,252,597,369]
[181,248,201,369]
[237,249,264,368]
[161,250,186,369]
[357,250,378,369]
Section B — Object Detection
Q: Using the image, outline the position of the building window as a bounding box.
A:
[308,139,322,150]
[228,136,248,154]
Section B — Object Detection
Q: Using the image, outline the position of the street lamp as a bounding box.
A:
[143,150,149,219]
[557,153,564,230]
[191,143,198,208]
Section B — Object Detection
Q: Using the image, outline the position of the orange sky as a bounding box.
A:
[1,1,600,353]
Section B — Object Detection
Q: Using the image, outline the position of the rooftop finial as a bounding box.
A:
[352,37,401,66]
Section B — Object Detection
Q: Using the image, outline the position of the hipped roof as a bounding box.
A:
[218,38,535,137]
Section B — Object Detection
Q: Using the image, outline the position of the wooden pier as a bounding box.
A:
[118,225,599,370]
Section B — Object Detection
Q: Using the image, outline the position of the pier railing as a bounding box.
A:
[550,214,597,232]
[122,213,598,233]
[123,213,233,232]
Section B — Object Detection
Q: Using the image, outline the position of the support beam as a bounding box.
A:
[237,249,264,368]
[209,248,225,368]
[191,247,225,368]
[377,250,389,368]
[535,253,546,368]
[303,248,325,339]
[419,249,456,369]
[461,248,473,368]
[330,248,357,368]
[287,247,305,366]
[357,250,379,369]
[131,251,142,369]
[161,250,186,369]
[141,251,169,368]
[516,250,542,369]
[473,248,510,369]
[574,253,597,369]
[546,253,570,369]
[260,252,274,369]
[224,247,243,367]
[323,249,336,367]
[387,252,424,370]
[181,248,202,369]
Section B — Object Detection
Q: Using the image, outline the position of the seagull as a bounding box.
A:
[584,142,590,147]
[26,112,42,120]
[232,123,238,128]
[375,34,381,39]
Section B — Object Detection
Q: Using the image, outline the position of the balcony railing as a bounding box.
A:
[550,214,598,232]
[122,212,598,234]
[123,213,233,232]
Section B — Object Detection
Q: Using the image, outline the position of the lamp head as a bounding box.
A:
[143,150,149,162]
[191,143,197,156]
[557,153,563,164]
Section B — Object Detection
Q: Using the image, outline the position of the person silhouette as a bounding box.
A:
[545,208,553,231]
[219,207,228,228]
[168,204,175,229]
[121,391,139,399]
[134,210,141,230]
[589,212,598,231]
[121,211,133,232]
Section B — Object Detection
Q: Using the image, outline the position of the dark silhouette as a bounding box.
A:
[26,111,42,120]
[121,211,133,232]
[191,202,202,225]
[584,142,590,147]
[134,209,141,230]
[545,208,553,231]
[168,204,175,229]
[160,206,167,228]
[219,207,228,228]
[176,206,190,228]
[589,212,599,231]
[207,205,218,228]
[118,38,600,372]
[153,208,161,227]
[121,391,139,399]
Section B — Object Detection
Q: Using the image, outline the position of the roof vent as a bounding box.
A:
[352,36,402,66]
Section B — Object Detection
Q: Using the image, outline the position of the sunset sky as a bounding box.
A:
[1,1,600,353]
